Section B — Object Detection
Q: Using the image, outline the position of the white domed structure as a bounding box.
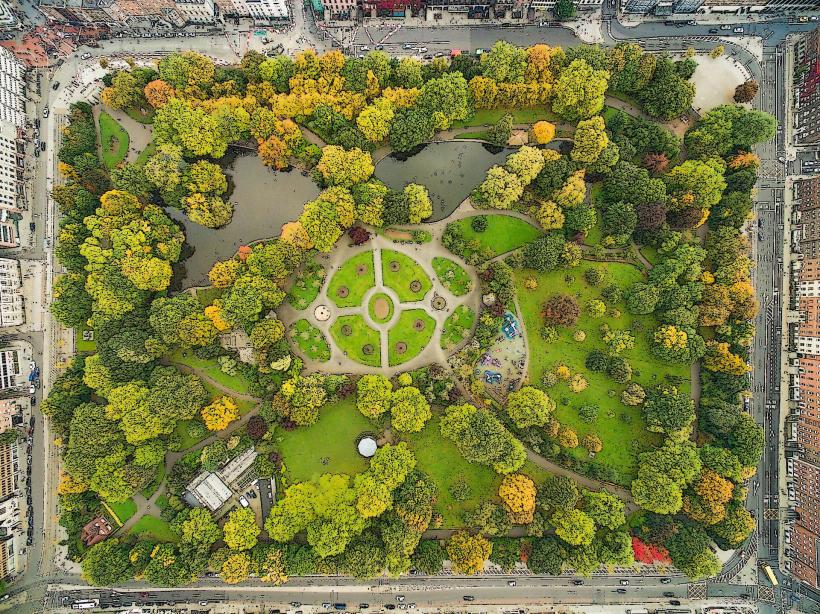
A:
[357,436,378,458]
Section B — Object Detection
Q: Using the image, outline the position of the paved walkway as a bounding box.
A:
[91,105,153,165]
[278,230,482,376]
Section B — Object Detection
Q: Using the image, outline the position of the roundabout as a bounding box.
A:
[282,237,479,372]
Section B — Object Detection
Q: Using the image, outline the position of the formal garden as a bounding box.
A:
[44,43,773,588]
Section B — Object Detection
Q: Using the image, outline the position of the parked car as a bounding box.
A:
[709,28,718,33]
[80,52,91,60]
[663,592,675,598]
[670,600,681,606]
[462,596,475,602]
[51,81,60,91]
[660,578,671,584]
[507,580,516,586]
[572,580,584,585]
[619,580,629,586]
[43,107,49,118]
[28,385,35,395]
[720,24,732,29]
[733,27,744,33]
[616,589,627,594]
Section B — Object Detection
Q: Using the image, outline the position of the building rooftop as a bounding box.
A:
[81,515,113,546]
[188,471,233,511]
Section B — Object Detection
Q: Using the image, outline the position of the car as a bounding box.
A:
[397,605,407,610]
[423,54,433,60]
[28,385,35,395]
[403,43,414,49]
[30,397,36,407]
[417,46,428,53]
[709,28,719,33]
[322,603,332,609]
[40,142,45,152]
[408,605,416,609]
[239,496,249,507]
[663,592,675,597]
[360,45,370,51]
[616,589,627,594]
[660,577,671,584]
[34,119,40,128]
[290,602,301,608]
[670,600,681,606]
[733,27,744,33]
[43,107,49,118]
[333,603,347,610]
[610,0,615,6]
[619,579,629,585]
[463,596,475,602]
[572,579,584,585]
[395,596,405,602]
[720,24,732,29]
[434,51,445,57]
[28,361,35,371]
[375,45,384,50]
[385,605,396,610]
[199,602,209,607]
[80,52,91,59]
[51,81,60,91]
[507,580,516,586]
[675,22,685,27]
[359,604,369,609]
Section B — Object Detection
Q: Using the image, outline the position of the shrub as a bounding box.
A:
[540,325,559,342]
[573,330,587,342]
[471,215,489,233]
[585,350,609,372]
[584,267,606,287]
[578,404,599,423]
[543,294,580,327]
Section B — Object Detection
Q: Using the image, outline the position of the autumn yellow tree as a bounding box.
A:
[683,469,734,525]
[558,426,579,448]
[447,531,492,575]
[536,200,565,230]
[258,135,289,170]
[208,259,242,289]
[704,341,750,376]
[654,325,688,350]
[144,79,176,108]
[582,433,603,453]
[498,473,537,524]
[201,396,240,431]
[531,121,556,144]
[221,552,251,584]
[280,221,314,250]
[204,300,232,332]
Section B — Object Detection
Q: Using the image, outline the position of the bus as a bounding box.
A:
[71,599,99,610]
[760,563,779,586]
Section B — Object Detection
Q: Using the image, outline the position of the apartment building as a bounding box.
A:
[0,348,22,391]
[795,27,820,147]
[37,0,189,31]
[529,0,599,12]
[174,0,215,22]
[0,259,23,327]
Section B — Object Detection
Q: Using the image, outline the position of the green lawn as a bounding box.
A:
[584,209,604,247]
[135,140,156,167]
[388,309,436,367]
[98,111,130,169]
[125,105,156,124]
[277,398,372,482]
[381,250,432,303]
[640,245,660,265]
[169,349,252,395]
[104,498,137,526]
[75,326,96,353]
[453,215,542,258]
[368,292,394,324]
[290,319,331,362]
[515,261,689,482]
[328,251,375,308]
[201,380,256,416]
[441,305,476,350]
[195,286,224,308]
[330,315,381,367]
[451,107,560,129]
[287,260,326,310]
[432,257,472,297]
[173,418,208,451]
[402,414,501,527]
[130,514,178,542]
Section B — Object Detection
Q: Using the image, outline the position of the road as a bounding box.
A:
[1,7,813,613]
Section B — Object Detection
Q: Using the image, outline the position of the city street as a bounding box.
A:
[0,4,814,612]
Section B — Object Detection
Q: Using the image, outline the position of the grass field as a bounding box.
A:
[453,215,542,258]
[432,257,472,296]
[441,305,476,350]
[135,140,156,167]
[368,292,394,324]
[130,514,178,542]
[98,111,130,168]
[277,398,372,482]
[290,319,331,362]
[169,349,252,395]
[104,498,137,525]
[381,250,432,303]
[201,380,256,416]
[388,309,436,366]
[328,251,375,308]
[173,418,208,451]
[75,326,96,353]
[125,105,156,124]
[451,107,561,129]
[194,286,224,308]
[514,261,689,482]
[287,260,325,310]
[331,314,381,367]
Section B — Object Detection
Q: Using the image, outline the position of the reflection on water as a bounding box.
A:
[375,141,512,222]
[171,155,320,289]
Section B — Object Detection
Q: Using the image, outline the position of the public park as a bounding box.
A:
[45,43,772,587]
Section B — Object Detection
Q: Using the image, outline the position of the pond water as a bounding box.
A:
[171,155,319,289]
[375,141,513,223]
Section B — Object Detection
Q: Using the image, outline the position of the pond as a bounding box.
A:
[375,141,513,223]
[171,155,320,289]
